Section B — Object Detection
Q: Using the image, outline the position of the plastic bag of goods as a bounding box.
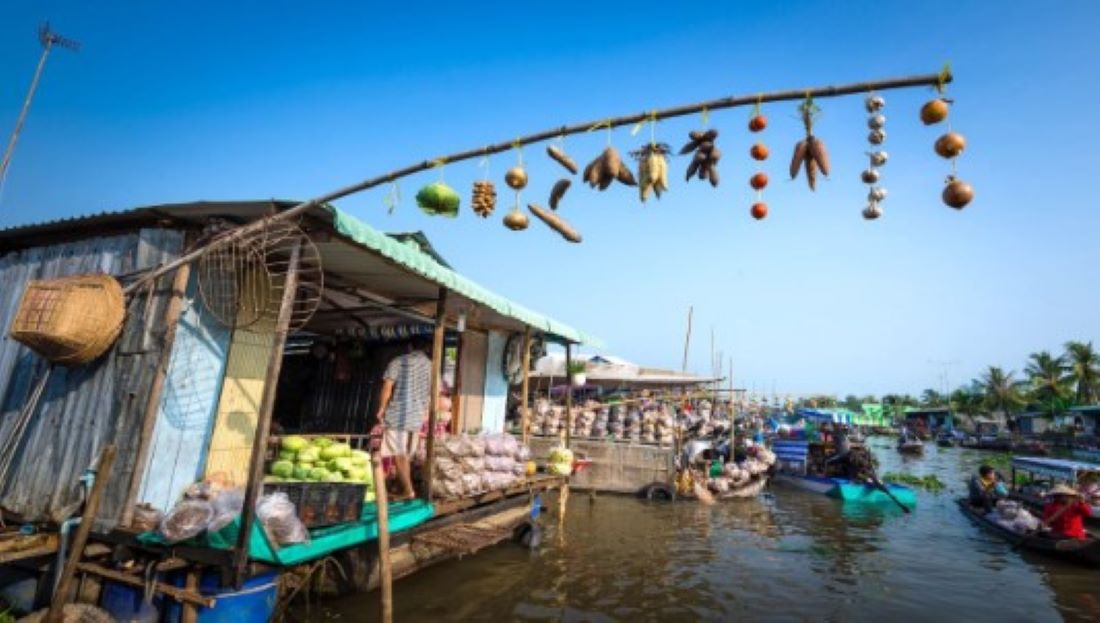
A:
[501,434,519,457]
[159,499,215,543]
[432,478,464,500]
[132,503,163,533]
[516,444,531,461]
[485,434,506,457]
[461,473,482,495]
[1013,510,1040,533]
[512,462,528,477]
[257,492,309,545]
[468,436,487,457]
[708,477,731,494]
[995,500,1020,520]
[459,455,485,473]
[434,457,463,481]
[207,488,245,533]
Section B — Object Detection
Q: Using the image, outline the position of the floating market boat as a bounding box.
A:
[897,436,924,455]
[956,498,1100,567]
[772,440,917,507]
[1008,456,1100,527]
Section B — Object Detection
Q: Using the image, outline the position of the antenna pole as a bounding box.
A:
[0,23,79,198]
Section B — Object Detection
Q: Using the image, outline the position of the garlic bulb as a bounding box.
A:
[868,187,888,202]
[868,129,886,145]
[867,114,887,130]
[869,151,888,166]
[865,95,885,112]
[861,169,880,184]
[862,202,883,220]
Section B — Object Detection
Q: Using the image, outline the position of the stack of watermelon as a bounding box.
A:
[266,436,375,501]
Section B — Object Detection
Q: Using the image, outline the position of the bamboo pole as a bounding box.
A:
[681,306,693,372]
[564,343,574,449]
[451,331,465,435]
[371,453,393,623]
[47,445,116,623]
[121,262,192,527]
[424,288,448,502]
[233,241,301,586]
[520,328,532,445]
[181,569,200,623]
[122,71,952,297]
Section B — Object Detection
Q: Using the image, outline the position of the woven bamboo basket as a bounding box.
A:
[8,273,126,366]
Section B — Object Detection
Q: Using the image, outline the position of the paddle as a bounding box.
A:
[870,475,911,514]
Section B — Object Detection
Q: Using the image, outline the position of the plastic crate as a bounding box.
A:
[262,481,366,529]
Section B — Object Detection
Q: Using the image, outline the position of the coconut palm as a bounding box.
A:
[921,388,945,407]
[1065,340,1100,405]
[1025,350,1073,415]
[950,387,985,426]
[981,366,1025,424]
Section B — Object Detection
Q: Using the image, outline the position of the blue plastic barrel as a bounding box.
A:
[100,581,161,623]
[164,571,278,623]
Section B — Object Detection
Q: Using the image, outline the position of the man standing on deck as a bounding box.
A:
[375,336,433,501]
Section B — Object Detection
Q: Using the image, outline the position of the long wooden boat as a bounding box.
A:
[1008,456,1100,527]
[897,438,924,455]
[771,473,917,506]
[955,498,1100,566]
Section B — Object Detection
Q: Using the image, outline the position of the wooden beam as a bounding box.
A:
[423,287,448,502]
[564,343,573,449]
[73,562,214,608]
[48,445,117,623]
[121,262,192,527]
[232,240,302,586]
[520,328,532,445]
[451,331,465,435]
[371,453,393,623]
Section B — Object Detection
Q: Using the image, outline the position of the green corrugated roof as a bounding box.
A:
[324,204,600,346]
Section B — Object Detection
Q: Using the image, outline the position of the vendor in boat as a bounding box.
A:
[1042,485,1093,540]
[825,426,852,472]
[968,465,1006,513]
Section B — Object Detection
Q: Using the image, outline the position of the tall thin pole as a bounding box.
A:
[681,306,693,372]
[0,24,79,199]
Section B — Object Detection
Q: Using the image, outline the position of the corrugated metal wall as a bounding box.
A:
[0,229,183,528]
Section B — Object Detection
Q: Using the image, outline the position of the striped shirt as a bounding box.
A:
[383,351,432,431]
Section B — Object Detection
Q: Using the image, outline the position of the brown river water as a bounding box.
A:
[305,437,1099,622]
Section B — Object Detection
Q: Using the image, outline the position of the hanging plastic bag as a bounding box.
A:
[206,488,245,533]
[159,500,215,543]
[256,492,309,545]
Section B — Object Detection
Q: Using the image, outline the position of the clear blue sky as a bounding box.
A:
[2,1,1097,397]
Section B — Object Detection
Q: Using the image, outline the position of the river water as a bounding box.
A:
[315,438,1099,622]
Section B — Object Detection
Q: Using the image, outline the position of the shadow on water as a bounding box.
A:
[304,439,1097,623]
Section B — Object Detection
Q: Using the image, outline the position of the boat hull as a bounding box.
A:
[773,474,917,506]
[956,498,1100,566]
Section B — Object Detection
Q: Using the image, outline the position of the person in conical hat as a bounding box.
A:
[1042,484,1092,540]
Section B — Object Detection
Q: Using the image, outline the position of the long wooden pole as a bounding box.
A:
[121,262,192,527]
[371,453,393,623]
[47,445,116,623]
[451,331,465,434]
[564,343,574,449]
[233,241,301,586]
[520,328,532,445]
[423,288,448,502]
[0,40,53,187]
[681,306,693,372]
[122,71,952,297]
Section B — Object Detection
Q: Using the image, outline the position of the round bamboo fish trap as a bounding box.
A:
[8,273,126,366]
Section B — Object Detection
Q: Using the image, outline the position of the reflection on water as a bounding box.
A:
[313,441,1099,623]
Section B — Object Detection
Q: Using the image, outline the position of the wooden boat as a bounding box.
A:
[956,498,1100,566]
[1008,456,1100,527]
[936,431,958,448]
[897,437,924,455]
[772,440,917,507]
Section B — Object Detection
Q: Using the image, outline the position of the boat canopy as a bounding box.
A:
[773,440,810,464]
[797,408,854,424]
[1012,457,1100,481]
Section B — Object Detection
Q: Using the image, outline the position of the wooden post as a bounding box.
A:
[423,287,448,502]
[47,445,117,623]
[121,263,192,527]
[520,328,532,445]
[451,331,465,435]
[233,241,301,586]
[371,453,393,623]
[181,569,200,623]
[681,306,692,372]
[564,342,573,449]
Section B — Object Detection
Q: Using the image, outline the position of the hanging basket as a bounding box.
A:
[8,273,126,366]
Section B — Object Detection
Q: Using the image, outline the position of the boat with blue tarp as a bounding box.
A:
[1009,456,1100,526]
[772,440,918,507]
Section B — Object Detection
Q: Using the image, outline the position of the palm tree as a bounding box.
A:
[981,366,1025,426]
[921,388,945,408]
[1025,350,1073,416]
[1065,340,1100,405]
[950,387,984,427]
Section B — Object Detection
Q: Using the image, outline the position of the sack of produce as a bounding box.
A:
[434,457,463,481]
[995,500,1020,520]
[159,500,215,543]
[432,477,465,500]
[459,456,485,473]
[461,473,482,495]
[515,444,531,462]
[485,434,506,457]
[207,488,245,533]
[257,492,309,545]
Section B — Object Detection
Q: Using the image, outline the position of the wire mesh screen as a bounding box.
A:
[196,219,323,333]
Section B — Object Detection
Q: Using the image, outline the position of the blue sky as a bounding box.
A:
[2,1,1097,397]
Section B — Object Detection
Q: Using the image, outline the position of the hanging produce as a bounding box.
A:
[750,202,768,220]
[503,208,529,230]
[749,114,767,132]
[416,182,460,217]
[546,145,579,174]
[920,98,950,125]
[861,93,887,219]
[789,96,829,191]
[746,100,771,220]
[750,143,769,160]
[528,203,582,243]
[632,143,670,202]
[942,176,974,209]
[680,130,721,187]
[750,172,768,190]
[934,132,966,158]
[471,180,497,218]
[583,147,635,190]
[549,178,571,210]
[505,166,529,190]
